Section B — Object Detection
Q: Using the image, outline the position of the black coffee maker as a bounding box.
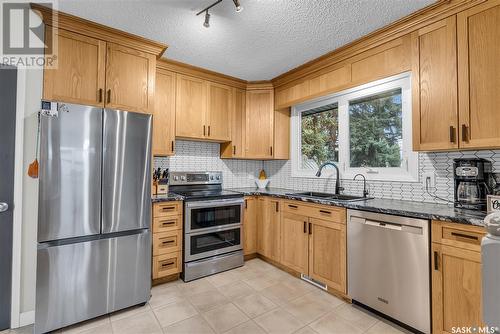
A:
[454,158,493,211]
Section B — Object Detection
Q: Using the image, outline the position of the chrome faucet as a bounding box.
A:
[315,162,344,195]
[353,173,369,198]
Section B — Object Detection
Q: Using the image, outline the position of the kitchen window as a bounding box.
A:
[291,73,418,181]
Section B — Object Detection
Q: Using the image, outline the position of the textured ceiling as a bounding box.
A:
[56,0,434,81]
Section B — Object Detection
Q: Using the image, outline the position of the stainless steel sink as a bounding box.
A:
[286,191,372,202]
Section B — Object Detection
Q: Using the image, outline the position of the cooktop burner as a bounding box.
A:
[168,171,243,201]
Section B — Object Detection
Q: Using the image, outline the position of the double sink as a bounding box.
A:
[286,191,372,202]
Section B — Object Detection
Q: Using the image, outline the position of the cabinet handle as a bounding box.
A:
[161,261,175,268]
[449,126,456,143]
[319,210,331,215]
[161,239,175,245]
[461,124,469,142]
[161,206,175,211]
[171,141,175,152]
[303,222,307,234]
[451,232,478,241]
[270,146,273,156]
[308,223,312,235]
[288,204,298,209]
[161,221,175,227]
[98,88,103,103]
[245,199,247,209]
[275,202,279,212]
[233,146,236,155]
[203,125,206,136]
[433,251,439,271]
[107,89,111,103]
[208,126,211,137]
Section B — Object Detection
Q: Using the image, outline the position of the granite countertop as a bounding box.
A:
[151,193,185,202]
[228,187,487,227]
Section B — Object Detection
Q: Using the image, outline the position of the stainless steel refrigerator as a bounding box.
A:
[35,102,152,334]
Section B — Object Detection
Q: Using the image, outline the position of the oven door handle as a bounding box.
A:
[185,198,244,209]
[186,223,242,236]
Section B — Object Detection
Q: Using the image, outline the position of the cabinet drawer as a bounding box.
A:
[283,201,346,223]
[153,252,181,279]
[432,220,485,252]
[153,230,182,256]
[153,215,182,233]
[153,201,182,218]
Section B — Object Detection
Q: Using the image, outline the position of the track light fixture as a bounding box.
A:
[203,11,211,28]
[196,0,243,28]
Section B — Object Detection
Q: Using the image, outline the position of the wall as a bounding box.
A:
[154,140,265,188]
[264,150,500,204]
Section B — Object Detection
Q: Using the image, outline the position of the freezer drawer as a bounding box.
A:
[347,210,430,334]
[38,103,102,242]
[35,230,151,334]
[102,109,152,233]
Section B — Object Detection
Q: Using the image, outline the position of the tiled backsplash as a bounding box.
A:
[155,141,500,204]
[154,140,263,189]
[265,150,500,204]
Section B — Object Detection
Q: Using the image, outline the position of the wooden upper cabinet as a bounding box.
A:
[281,212,309,274]
[308,218,346,293]
[412,17,458,151]
[153,70,176,156]
[207,82,232,141]
[43,29,106,107]
[221,88,246,158]
[175,74,206,139]
[458,0,500,149]
[273,108,290,160]
[246,89,274,159]
[105,43,155,113]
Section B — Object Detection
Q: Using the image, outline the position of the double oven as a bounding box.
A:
[170,172,244,282]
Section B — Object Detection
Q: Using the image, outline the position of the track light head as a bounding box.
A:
[203,11,210,28]
[232,0,243,12]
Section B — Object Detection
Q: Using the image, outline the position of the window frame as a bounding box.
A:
[291,72,418,182]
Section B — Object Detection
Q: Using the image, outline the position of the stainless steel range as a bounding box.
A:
[169,172,244,282]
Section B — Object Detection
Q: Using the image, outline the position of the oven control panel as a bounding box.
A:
[170,171,222,185]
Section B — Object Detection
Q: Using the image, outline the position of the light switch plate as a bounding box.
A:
[422,172,435,189]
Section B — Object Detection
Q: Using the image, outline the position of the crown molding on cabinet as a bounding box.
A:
[271,0,486,88]
[31,3,168,57]
[246,81,274,90]
[157,59,247,90]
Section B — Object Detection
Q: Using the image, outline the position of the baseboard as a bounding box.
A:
[19,310,35,327]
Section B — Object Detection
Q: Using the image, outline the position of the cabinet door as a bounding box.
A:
[153,70,176,156]
[273,108,290,159]
[432,243,483,334]
[243,197,257,255]
[280,212,309,273]
[257,198,281,261]
[105,43,155,113]
[246,89,274,159]
[43,29,106,107]
[207,82,232,141]
[411,17,458,151]
[175,75,206,139]
[308,218,346,293]
[221,88,246,158]
[458,1,500,149]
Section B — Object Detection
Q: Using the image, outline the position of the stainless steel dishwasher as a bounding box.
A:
[347,209,430,334]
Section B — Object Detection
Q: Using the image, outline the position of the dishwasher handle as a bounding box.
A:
[351,215,423,235]
[365,219,402,231]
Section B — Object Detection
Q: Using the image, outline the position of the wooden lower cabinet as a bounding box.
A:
[152,201,183,280]
[308,218,346,293]
[281,212,309,273]
[431,221,486,334]
[257,197,281,262]
[243,197,257,255]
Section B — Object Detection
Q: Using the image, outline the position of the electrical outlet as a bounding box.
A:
[422,172,436,189]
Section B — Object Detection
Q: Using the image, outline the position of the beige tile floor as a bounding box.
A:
[5,258,410,334]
